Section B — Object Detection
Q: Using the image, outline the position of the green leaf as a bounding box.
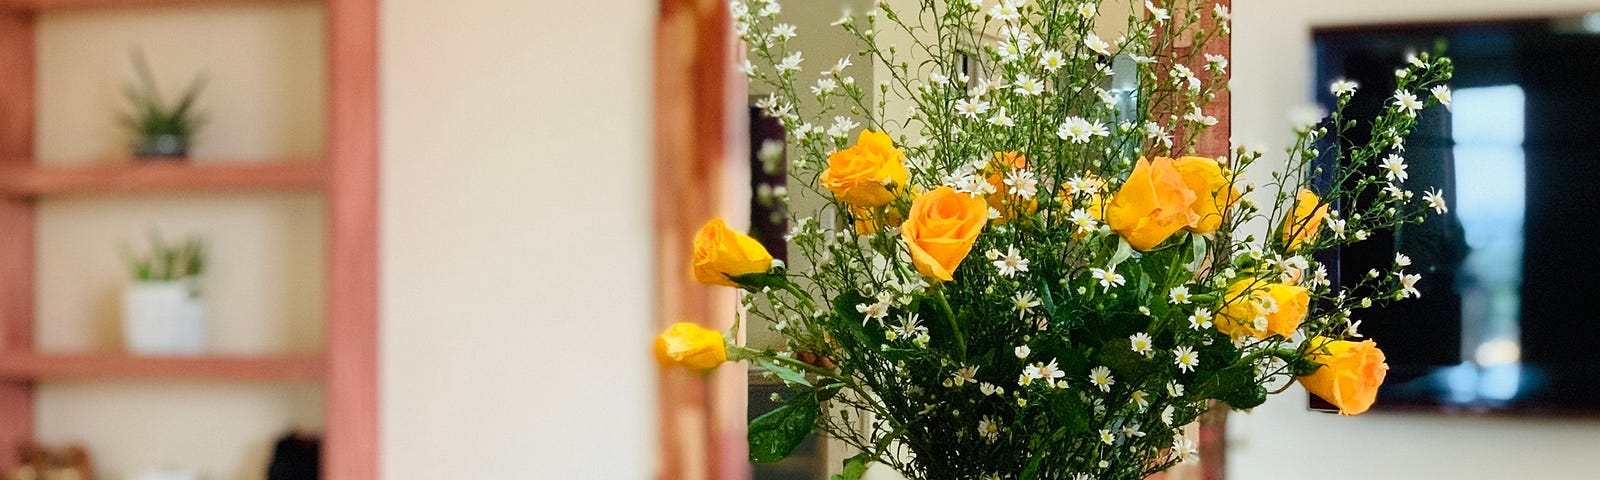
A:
[756,359,812,387]
[748,391,820,463]
[1222,384,1269,410]
[1108,237,1134,269]
[830,453,871,480]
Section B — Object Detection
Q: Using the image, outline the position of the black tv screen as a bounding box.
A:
[1314,16,1600,414]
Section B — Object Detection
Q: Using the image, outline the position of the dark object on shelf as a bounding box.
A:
[10,442,93,480]
[121,49,206,161]
[132,134,189,159]
[266,431,321,480]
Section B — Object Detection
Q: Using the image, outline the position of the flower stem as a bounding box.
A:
[933,287,966,360]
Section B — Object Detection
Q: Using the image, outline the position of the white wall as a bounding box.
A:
[1229,1,1600,479]
[31,4,327,479]
[378,1,656,479]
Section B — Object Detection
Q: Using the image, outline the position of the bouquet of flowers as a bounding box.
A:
[656,1,1452,479]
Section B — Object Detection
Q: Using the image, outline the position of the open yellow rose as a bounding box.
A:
[1284,188,1330,250]
[1298,337,1389,416]
[691,218,774,288]
[1216,280,1309,339]
[655,322,728,371]
[1171,156,1238,234]
[821,130,909,208]
[902,186,987,282]
[1105,157,1199,251]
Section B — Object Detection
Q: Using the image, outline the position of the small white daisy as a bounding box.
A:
[956,98,991,119]
[988,107,1015,128]
[1131,390,1150,411]
[1188,308,1214,330]
[1431,85,1453,110]
[1099,429,1116,445]
[1161,405,1176,425]
[1089,366,1115,392]
[776,52,804,73]
[951,365,980,387]
[1012,74,1045,96]
[1012,290,1042,318]
[1331,79,1359,97]
[1398,272,1422,298]
[1424,188,1448,214]
[1393,90,1424,117]
[1380,154,1409,182]
[1039,49,1065,72]
[1057,116,1109,144]
[994,245,1030,277]
[1174,346,1200,373]
[1394,253,1412,267]
[1129,332,1154,357]
[1169,286,1192,304]
[1015,345,1031,359]
[1090,267,1126,292]
[1084,33,1112,56]
[1004,169,1038,198]
[978,416,1001,443]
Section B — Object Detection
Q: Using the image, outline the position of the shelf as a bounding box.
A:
[0,0,315,12]
[0,353,326,381]
[0,161,325,198]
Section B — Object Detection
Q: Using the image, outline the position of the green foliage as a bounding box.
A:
[120,50,207,147]
[122,230,206,282]
[748,388,821,463]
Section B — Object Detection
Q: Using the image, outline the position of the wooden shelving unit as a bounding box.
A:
[0,161,326,197]
[0,0,311,12]
[0,0,377,478]
[0,353,326,381]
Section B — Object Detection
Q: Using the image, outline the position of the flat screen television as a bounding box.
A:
[1313,15,1600,414]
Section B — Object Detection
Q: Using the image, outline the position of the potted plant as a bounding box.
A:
[120,50,207,160]
[121,231,208,355]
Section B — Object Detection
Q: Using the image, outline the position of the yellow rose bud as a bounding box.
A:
[1284,188,1330,250]
[655,322,728,371]
[1105,157,1199,251]
[1216,280,1309,339]
[850,204,904,235]
[821,130,909,208]
[691,218,774,288]
[901,186,988,282]
[1170,156,1237,234]
[1298,337,1389,416]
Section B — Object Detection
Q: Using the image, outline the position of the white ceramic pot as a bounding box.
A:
[122,281,207,355]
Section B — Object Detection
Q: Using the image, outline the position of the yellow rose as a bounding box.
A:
[1216,280,1309,339]
[821,130,909,208]
[902,186,988,282]
[1170,156,1237,234]
[850,204,904,235]
[655,322,728,371]
[1105,157,1199,251]
[1298,337,1389,416]
[985,152,1037,224]
[1284,188,1330,250]
[692,218,774,288]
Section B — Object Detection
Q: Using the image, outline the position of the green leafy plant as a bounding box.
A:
[119,50,207,157]
[122,230,206,282]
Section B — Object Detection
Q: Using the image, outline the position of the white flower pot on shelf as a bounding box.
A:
[122,281,207,355]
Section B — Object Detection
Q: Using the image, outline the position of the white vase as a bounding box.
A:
[122,281,207,355]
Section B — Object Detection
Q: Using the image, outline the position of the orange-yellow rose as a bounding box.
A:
[655,322,728,371]
[1105,157,1199,251]
[901,186,987,282]
[821,130,909,208]
[1216,280,1310,339]
[1298,337,1389,416]
[850,204,904,235]
[1284,188,1330,250]
[1171,156,1238,234]
[985,152,1037,224]
[692,218,774,288]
